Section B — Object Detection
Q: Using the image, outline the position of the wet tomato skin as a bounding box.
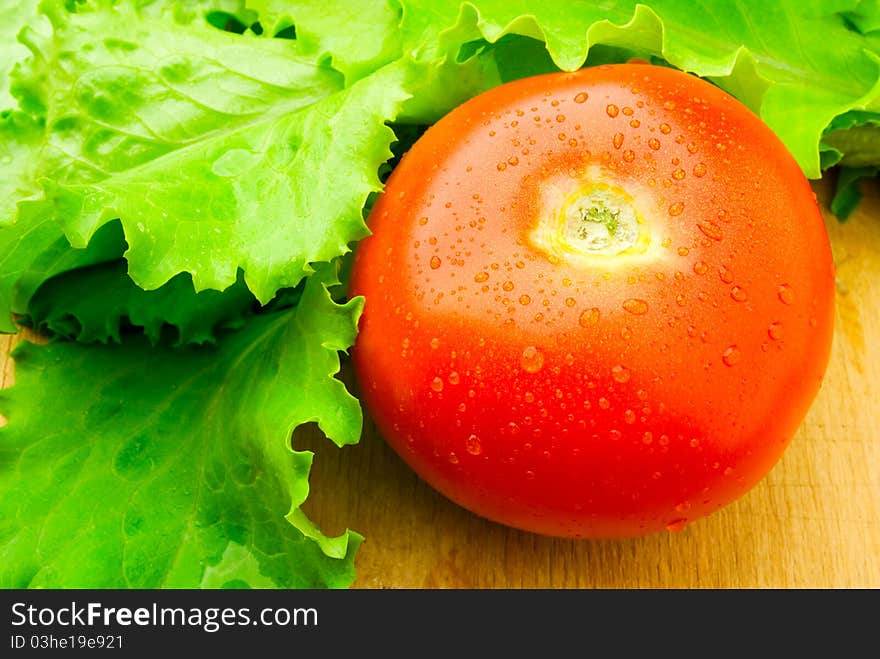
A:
[349,64,835,538]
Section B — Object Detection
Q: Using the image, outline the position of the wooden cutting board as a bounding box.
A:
[2,177,877,588]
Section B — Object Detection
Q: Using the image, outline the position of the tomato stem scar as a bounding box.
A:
[563,186,640,254]
[577,204,621,237]
[530,180,652,264]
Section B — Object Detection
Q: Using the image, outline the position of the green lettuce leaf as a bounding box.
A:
[17,0,415,304]
[831,165,878,220]
[0,268,363,588]
[0,206,65,333]
[0,111,47,226]
[10,0,355,300]
[0,206,125,333]
[822,109,880,167]
[238,0,880,177]
[138,0,259,28]
[247,0,404,82]
[391,0,880,178]
[842,0,880,34]
[25,260,257,345]
[820,110,880,219]
[8,220,126,318]
[1,0,337,332]
[0,109,125,333]
[246,0,504,123]
[0,0,46,112]
[48,60,408,303]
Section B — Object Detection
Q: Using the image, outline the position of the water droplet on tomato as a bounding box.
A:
[429,255,442,269]
[613,132,624,149]
[579,307,601,327]
[697,220,723,241]
[665,518,688,532]
[430,337,440,349]
[448,452,459,464]
[722,345,741,366]
[648,138,661,150]
[675,501,692,513]
[672,168,686,180]
[611,365,631,383]
[693,261,708,275]
[474,271,489,283]
[622,149,635,162]
[466,435,482,455]
[623,409,636,424]
[519,294,531,305]
[730,286,748,302]
[430,376,444,392]
[606,104,619,117]
[502,280,515,292]
[508,155,519,166]
[777,284,794,304]
[574,92,589,103]
[668,201,685,216]
[565,297,576,307]
[418,216,429,225]
[693,162,707,177]
[622,298,649,315]
[768,321,783,340]
[448,371,460,385]
[520,346,545,373]
[497,162,507,171]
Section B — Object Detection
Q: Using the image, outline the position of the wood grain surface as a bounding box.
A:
[2,177,878,589]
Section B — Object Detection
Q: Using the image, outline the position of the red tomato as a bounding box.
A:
[349,64,835,538]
